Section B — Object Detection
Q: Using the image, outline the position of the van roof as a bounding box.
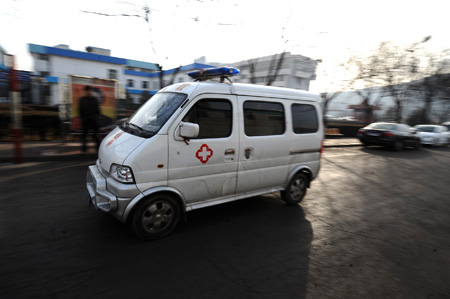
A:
[159,81,320,102]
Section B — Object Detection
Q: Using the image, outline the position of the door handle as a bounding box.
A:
[225,149,235,155]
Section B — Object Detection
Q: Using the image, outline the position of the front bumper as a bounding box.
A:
[87,164,117,212]
[86,161,141,221]
[420,136,435,145]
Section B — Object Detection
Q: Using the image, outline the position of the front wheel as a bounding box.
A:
[130,194,180,240]
[281,173,308,205]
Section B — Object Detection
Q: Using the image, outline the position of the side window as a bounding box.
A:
[243,101,285,136]
[183,99,232,139]
[291,104,318,134]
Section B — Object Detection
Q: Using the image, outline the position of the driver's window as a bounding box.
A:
[183,99,232,139]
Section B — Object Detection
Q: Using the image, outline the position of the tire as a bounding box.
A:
[281,173,308,205]
[414,139,421,150]
[393,140,403,151]
[130,193,180,240]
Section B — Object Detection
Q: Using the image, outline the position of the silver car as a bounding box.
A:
[414,125,450,146]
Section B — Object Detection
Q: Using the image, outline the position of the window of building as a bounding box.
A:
[127,79,134,88]
[38,54,48,61]
[108,69,117,80]
[183,99,232,139]
[244,101,285,136]
[40,71,50,77]
[291,104,318,134]
[142,81,148,89]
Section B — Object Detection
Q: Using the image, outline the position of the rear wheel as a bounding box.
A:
[281,173,308,205]
[130,194,180,240]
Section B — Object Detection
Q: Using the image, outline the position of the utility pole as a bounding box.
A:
[8,55,23,164]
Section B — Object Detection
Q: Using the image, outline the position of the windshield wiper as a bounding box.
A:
[127,122,153,138]
[128,122,144,132]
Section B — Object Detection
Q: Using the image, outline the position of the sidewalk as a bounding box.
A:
[0,136,361,163]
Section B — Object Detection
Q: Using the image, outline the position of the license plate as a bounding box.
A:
[368,132,380,136]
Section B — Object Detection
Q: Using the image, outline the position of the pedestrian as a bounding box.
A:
[79,85,100,152]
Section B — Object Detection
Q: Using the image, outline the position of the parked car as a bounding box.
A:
[442,122,450,131]
[414,124,450,146]
[357,122,421,151]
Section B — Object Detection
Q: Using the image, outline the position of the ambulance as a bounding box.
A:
[86,67,324,240]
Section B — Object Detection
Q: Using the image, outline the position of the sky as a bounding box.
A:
[1,0,448,92]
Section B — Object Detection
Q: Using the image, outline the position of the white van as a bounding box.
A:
[87,67,324,240]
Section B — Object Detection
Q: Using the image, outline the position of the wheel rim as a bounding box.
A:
[289,177,306,200]
[141,200,174,233]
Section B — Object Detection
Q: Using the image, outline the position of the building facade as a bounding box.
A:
[219,52,319,90]
[0,44,8,102]
[28,45,319,108]
[28,43,215,108]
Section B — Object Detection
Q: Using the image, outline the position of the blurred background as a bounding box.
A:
[0,0,449,142]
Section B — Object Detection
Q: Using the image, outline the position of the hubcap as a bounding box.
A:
[290,178,305,200]
[141,200,174,233]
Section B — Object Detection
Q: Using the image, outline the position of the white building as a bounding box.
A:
[219,52,319,90]
[28,44,319,111]
[28,43,215,107]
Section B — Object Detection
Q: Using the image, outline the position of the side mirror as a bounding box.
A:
[178,122,199,138]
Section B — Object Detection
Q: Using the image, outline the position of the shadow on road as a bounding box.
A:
[92,195,314,299]
[1,159,313,299]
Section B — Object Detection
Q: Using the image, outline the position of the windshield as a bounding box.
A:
[121,92,187,138]
[415,125,436,133]
[367,123,397,130]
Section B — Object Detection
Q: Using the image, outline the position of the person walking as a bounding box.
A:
[79,85,100,152]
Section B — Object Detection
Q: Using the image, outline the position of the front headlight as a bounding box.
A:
[110,164,135,183]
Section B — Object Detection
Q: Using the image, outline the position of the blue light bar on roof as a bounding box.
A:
[188,67,240,81]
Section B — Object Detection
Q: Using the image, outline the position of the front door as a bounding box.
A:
[168,94,239,204]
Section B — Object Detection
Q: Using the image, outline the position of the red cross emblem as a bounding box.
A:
[196,144,213,164]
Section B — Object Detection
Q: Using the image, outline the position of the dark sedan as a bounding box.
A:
[357,122,421,151]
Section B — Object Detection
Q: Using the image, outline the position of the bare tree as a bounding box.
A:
[246,59,257,84]
[411,51,450,123]
[266,52,286,86]
[346,51,386,124]
[348,41,423,123]
[321,91,341,118]
[347,39,450,124]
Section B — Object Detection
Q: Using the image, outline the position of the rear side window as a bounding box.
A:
[244,101,285,136]
[291,104,318,134]
[183,99,232,138]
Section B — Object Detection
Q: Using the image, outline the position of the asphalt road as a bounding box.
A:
[1,145,449,299]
